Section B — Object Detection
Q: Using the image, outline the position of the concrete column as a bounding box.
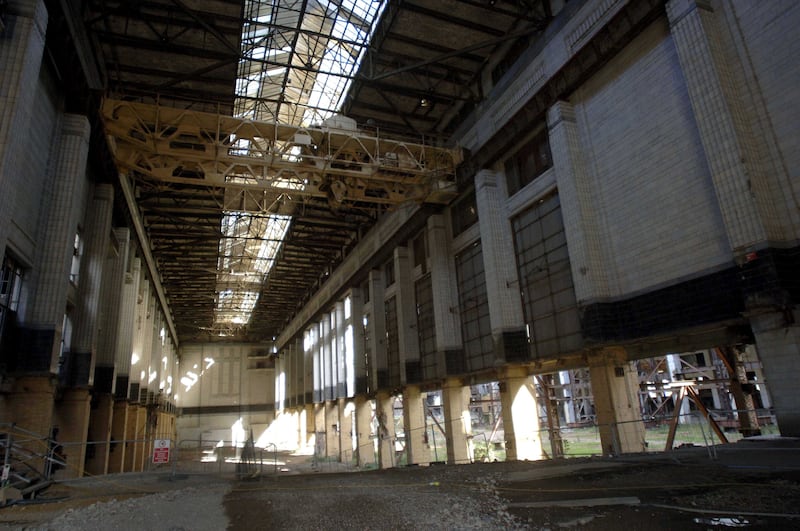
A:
[354,395,375,468]
[375,391,396,469]
[314,402,326,456]
[427,215,462,377]
[441,378,472,464]
[338,398,355,464]
[547,101,612,301]
[52,389,91,479]
[474,169,527,361]
[132,406,147,472]
[2,376,55,474]
[303,403,315,449]
[402,385,429,465]
[0,0,47,253]
[293,407,304,449]
[324,400,340,459]
[666,0,790,254]
[500,368,543,461]
[84,394,114,476]
[122,404,138,471]
[22,115,91,374]
[68,184,114,387]
[108,401,129,473]
[750,310,800,436]
[588,349,646,456]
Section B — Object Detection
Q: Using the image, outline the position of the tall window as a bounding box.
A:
[0,254,24,346]
[451,190,478,237]
[415,274,436,380]
[511,192,582,358]
[384,297,400,388]
[505,127,552,196]
[455,241,493,371]
[70,232,82,285]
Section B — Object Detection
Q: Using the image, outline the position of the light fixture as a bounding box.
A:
[420,97,430,107]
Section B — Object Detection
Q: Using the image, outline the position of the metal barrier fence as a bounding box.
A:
[306,407,778,468]
[2,405,779,487]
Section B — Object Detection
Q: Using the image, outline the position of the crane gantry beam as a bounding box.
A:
[101,99,461,209]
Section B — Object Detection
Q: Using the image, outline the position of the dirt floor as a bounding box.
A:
[1,437,798,530]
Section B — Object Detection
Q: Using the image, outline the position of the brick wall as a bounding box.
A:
[727,1,800,241]
[571,18,730,298]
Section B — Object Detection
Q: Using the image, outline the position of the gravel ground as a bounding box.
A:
[1,438,799,531]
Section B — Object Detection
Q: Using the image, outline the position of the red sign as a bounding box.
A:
[152,439,171,463]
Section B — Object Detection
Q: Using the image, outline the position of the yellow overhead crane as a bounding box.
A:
[101,99,461,209]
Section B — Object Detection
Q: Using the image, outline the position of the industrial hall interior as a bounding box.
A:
[0,0,798,489]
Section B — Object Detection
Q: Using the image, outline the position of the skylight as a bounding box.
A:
[212,0,386,334]
[235,0,387,126]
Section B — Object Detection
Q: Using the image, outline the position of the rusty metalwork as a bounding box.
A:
[102,98,460,209]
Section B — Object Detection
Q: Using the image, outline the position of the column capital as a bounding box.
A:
[588,346,629,366]
[547,100,576,129]
[501,366,530,380]
[666,0,713,25]
[8,0,48,32]
[441,376,465,389]
[61,114,91,140]
[474,168,499,190]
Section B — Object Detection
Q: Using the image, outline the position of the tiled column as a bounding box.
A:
[0,0,47,253]
[667,0,778,255]
[24,115,91,374]
[114,258,142,399]
[427,215,462,377]
[588,348,646,456]
[441,378,472,464]
[94,228,130,394]
[750,310,800,436]
[69,184,114,387]
[375,391,396,469]
[547,100,612,302]
[402,385,429,465]
[474,169,527,361]
[500,367,543,461]
[354,395,375,468]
